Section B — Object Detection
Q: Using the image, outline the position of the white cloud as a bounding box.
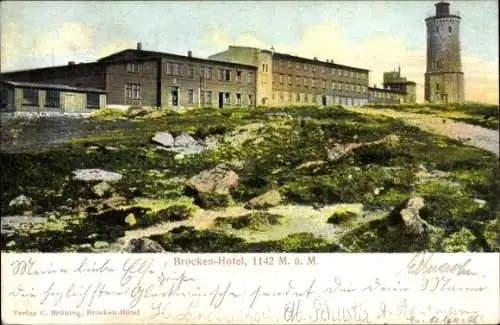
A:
[35,22,92,56]
[199,22,498,104]
[97,39,138,58]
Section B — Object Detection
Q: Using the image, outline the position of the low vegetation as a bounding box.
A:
[1,104,498,252]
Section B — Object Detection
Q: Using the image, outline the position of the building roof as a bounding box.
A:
[385,81,417,85]
[1,80,106,93]
[97,49,258,70]
[0,62,103,75]
[272,51,370,72]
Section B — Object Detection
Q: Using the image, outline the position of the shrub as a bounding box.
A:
[215,212,283,231]
[327,211,357,225]
[90,108,127,120]
[246,232,343,252]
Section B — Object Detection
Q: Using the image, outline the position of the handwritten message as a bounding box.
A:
[1,253,498,324]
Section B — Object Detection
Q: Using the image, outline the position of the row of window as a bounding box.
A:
[276,75,368,92]
[166,62,255,83]
[435,26,453,33]
[22,88,100,108]
[186,89,252,106]
[274,60,368,79]
[370,91,402,99]
[272,91,366,104]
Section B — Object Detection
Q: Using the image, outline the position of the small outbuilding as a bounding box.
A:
[0,80,106,113]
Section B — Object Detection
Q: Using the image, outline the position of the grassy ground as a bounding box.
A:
[1,105,498,252]
[365,103,499,130]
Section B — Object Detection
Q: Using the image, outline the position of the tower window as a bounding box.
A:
[448,26,452,33]
[435,26,439,33]
[436,83,440,91]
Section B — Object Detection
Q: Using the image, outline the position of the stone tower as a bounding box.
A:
[425,1,464,104]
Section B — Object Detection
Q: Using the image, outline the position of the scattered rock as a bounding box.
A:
[102,196,128,210]
[186,164,239,194]
[246,190,283,209]
[129,238,165,253]
[152,132,175,147]
[127,107,155,118]
[77,243,97,252]
[72,169,123,182]
[295,160,326,170]
[175,132,199,147]
[92,182,113,198]
[125,213,137,226]
[1,216,46,236]
[387,197,431,237]
[93,241,110,249]
[326,143,362,161]
[8,195,32,211]
[473,198,487,207]
[6,240,16,248]
[373,187,384,196]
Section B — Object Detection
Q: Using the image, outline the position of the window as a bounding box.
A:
[312,65,316,73]
[175,63,182,76]
[207,91,213,104]
[188,65,194,78]
[236,93,241,105]
[322,66,326,74]
[288,62,292,68]
[279,75,284,84]
[86,93,100,108]
[322,80,326,89]
[279,91,284,101]
[288,92,292,102]
[296,76,300,86]
[248,71,254,83]
[436,83,440,91]
[126,63,139,73]
[311,79,315,88]
[187,89,194,104]
[200,66,205,79]
[303,64,308,71]
[350,71,354,77]
[224,93,230,104]
[344,70,348,76]
[332,81,336,90]
[287,76,292,85]
[296,62,300,71]
[125,83,141,99]
[22,88,38,105]
[448,26,452,33]
[333,68,337,75]
[207,67,213,80]
[296,93,300,102]
[313,95,317,103]
[236,71,242,82]
[219,68,231,81]
[303,77,308,87]
[248,94,253,105]
[45,90,60,107]
[167,62,174,75]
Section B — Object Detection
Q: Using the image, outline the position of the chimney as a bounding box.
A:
[313,57,318,61]
[137,42,142,51]
[187,50,192,58]
[68,61,75,66]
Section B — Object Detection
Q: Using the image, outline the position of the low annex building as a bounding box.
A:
[0,80,106,113]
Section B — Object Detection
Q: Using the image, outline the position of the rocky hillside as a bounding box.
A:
[1,106,498,252]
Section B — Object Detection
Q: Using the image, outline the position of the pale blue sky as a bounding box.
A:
[1,1,498,102]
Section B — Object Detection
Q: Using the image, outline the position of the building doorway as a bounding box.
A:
[218,92,224,108]
[321,95,327,106]
[170,86,179,106]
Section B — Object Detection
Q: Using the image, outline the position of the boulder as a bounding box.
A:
[101,196,128,210]
[387,196,430,237]
[174,132,199,147]
[325,143,362,161]
[92,182,113,198]
[245,190,283,209]
[152,132,174,147]
[8,195,32,211]
[93,241,110,249]
[128,238,165,253]
[72,169,123,182]
[186,164,239,194]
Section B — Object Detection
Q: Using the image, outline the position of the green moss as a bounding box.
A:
[441,227,479,252]
[215,212,284,231]
[327,210,357,225]
[246,232,343,252]
[193,192,232,209]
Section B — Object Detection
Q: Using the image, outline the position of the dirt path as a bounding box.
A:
[348,107,499,156]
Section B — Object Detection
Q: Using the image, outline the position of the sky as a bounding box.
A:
[1,1,498,104]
